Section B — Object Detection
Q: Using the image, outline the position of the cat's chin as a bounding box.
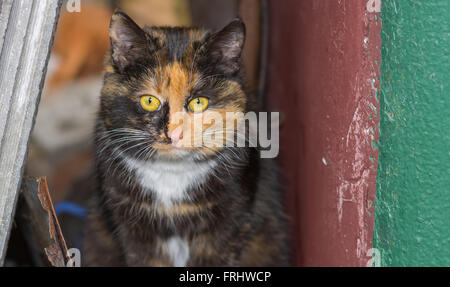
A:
[157,149,188,158]
[150,146,218,162]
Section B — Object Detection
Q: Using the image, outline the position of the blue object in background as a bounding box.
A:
[54,201,87,218]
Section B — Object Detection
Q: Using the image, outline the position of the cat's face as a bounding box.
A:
[98,11,247,161]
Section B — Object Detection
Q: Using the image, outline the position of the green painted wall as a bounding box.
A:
[374,0,450,266]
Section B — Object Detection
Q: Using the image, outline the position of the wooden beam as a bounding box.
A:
[0,0,62,265]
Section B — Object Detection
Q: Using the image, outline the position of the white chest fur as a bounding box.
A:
[123,157,216,206]
[164,236,190,267]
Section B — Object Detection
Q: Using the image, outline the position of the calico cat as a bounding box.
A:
[82,10,290,266]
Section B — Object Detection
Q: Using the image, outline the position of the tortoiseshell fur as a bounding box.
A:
[82,11,290,266]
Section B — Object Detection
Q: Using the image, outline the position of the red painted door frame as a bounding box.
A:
[265,0,381,266]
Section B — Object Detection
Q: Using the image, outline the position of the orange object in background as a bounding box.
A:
[48,2,112,91]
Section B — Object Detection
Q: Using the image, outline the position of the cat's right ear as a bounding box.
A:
[109,10,147,72]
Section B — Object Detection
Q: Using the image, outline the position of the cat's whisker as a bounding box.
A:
[98,127,149,135]
[98,133,147,142]
[103,139,148,177]
[97,133,148,142]
[198,145,245,172]
[110,141,149,176]
[201,130,257,147]
[133,145,150,161]
[98,136,148,158]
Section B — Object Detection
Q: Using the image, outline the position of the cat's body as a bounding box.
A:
[82,11,290,266]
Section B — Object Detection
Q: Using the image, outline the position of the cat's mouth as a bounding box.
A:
[150,139,222,160]
[152,143,192,158]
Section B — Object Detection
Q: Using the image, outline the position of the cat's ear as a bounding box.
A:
[207,18,246,75]
[109,10,147,72]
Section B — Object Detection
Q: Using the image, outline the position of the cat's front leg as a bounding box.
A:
[117,223,185,267]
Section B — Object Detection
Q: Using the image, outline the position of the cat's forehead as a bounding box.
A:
[138,27,209,97]
[143,61,195,102]
[143,26,210,61]
[145,26,209,42]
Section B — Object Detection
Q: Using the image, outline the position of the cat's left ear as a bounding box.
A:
[207,18,246,75]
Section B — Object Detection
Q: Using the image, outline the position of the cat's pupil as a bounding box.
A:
[196,98,200,104]
[148,98,152,104]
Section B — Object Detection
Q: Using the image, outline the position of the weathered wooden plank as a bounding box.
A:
[0,0,13,50]
[0,0,62,265]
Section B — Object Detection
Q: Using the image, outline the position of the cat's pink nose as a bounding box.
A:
[168,129,183,144]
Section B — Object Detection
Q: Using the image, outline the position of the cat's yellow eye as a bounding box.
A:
[140,95,161,111]
[188,97,209,113]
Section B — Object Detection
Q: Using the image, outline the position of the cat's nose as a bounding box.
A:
[168,129,183,144]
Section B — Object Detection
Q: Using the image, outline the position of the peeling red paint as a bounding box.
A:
[265,0,381,266]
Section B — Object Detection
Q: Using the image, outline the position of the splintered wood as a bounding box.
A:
[38,177,71,267]
[19,177,71,267]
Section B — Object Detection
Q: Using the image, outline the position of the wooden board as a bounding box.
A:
[0,0,62,265]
